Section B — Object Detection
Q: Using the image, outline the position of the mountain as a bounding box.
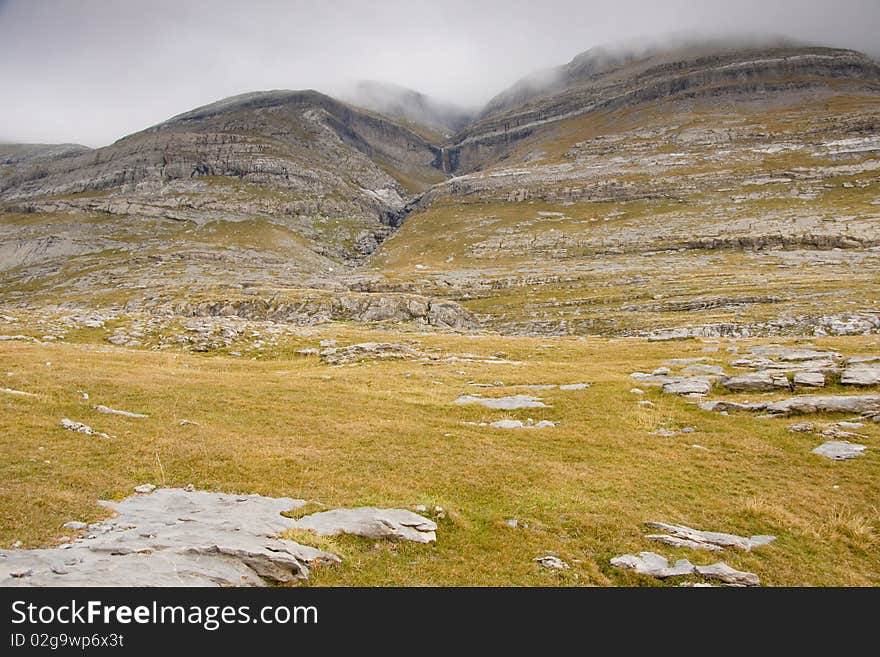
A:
[342,80,473,138]
[1,38,879,338]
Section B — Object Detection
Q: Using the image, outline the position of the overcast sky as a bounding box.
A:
[1,0,878,147]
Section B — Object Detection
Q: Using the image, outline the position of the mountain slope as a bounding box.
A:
[1,38,879,338]
[363,42,880,337]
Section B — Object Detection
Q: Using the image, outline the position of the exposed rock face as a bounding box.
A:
[318,342,420,365]
[451,43,880,172]
[164,292,478,331]
[0,489,438,586]
[3,40,880,341]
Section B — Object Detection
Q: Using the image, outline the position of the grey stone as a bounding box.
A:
[61,522,87,531]
[559,383,590,390]
[720,371,789,392]
[695,562,760,587]
[134,484,156,494]
[682,364,725,375]
[643,522,776,551]
[454,394,549,410]
[0,387,38,398]
[662,378,711,396]
[840,364,880,386]
[793,372,825,387]
[811,441,867,460]
[93,405,148,419]
[787,422,816,433]
[610,552,760,586]
[320,342,420,365]
[295,507,437,543]
[59,418,112,440]
[610,552,696,578]
[489,419,555,429]
[0,488,340,587]
[534,555,570,570]
[765,395,880,416]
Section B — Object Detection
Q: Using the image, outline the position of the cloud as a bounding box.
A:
[1,0,878,147]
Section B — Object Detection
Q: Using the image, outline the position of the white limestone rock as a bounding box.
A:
[811,441,867,460]
[295,507,437,543]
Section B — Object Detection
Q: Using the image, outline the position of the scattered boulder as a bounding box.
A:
[812,441,867,460]
[559,383,590,390]
[295,507,437,543]
[134,484,156,494]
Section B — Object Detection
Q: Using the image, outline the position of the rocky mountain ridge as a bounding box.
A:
[1,38,879,337]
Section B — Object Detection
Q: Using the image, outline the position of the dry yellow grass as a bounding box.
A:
[1,328,877,586]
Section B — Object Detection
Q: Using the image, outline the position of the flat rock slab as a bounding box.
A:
[295,507,437,543]
[490,419,556,429]
[765,395,880,416]
[0,489,333,587]
[1,489,437,586]
[661,378,711,397]
[720,371,790,392]
[681,364,725,375]
[610,552,760,586]
[454,394,549,410]
[700,395,880,417]
[643,522,776,552]
[747,346,839,362]
[812,441,867,460]
[793,372,825,387]
[840,364,880,386]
